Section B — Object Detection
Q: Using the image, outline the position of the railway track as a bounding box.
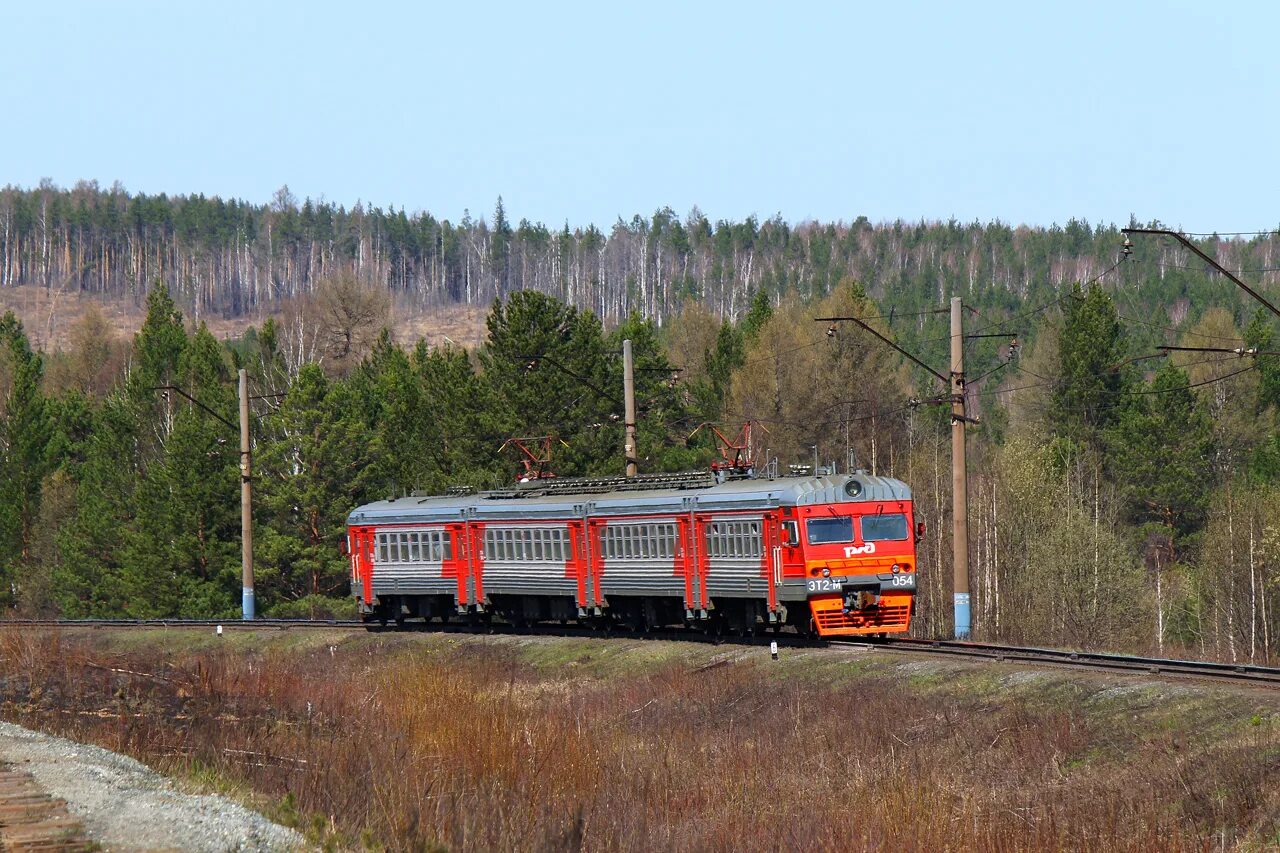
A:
[4,618,1279,688]
[844,638,1280,688]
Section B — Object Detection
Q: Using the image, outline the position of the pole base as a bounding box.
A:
[242,588,256,620]
[953,592,970,640]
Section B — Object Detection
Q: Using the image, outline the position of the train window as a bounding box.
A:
[409,533,421,562]
[377,534,388,563]
[780,521,798,545]
[398,533,410,562]
[806,517,854,544]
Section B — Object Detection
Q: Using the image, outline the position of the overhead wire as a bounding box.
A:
[1178,229,1280,238]
[992,352,1261,402]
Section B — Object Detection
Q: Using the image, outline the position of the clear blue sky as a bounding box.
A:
[4,1,1276,231]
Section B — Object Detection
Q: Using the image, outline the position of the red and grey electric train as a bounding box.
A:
[346,471,920,637]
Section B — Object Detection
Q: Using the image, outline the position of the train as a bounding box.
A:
[345,469,920,637]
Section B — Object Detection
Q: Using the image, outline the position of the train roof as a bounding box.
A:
[347,472,912,526]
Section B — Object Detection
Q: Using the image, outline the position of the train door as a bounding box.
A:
[364,528,376,603]
[675,514,695,612]
[763,513,782,615]
[445,522,468,609]
[466,522,485,608]
[691,511,711,613]
[567,513,590,610]
[585,511,604,610]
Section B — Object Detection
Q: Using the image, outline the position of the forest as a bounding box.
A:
[2,181,1280,662]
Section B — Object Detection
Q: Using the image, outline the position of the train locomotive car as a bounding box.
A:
[346,471,920,638]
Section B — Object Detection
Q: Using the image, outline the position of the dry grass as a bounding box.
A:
[0,629,1276,851]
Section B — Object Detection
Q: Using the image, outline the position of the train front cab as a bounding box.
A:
[786,498,919,637]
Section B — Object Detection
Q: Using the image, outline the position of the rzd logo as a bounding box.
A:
[843,543,876,557]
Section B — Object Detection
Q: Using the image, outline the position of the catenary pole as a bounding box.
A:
[239,369,255,620]
[622,339,638,477]
[950,297,971,639]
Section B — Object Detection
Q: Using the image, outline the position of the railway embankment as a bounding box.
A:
[0,626,1276,850]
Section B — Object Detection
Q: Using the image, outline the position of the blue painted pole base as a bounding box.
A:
[242,588,256,620]
[954,592,971,640]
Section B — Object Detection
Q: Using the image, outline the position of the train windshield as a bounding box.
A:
[862,514,909,541]
[806,517,854,544]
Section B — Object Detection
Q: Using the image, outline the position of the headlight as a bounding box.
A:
[891,564,901,574]
[844,479,863,498]
[822,567,831,577]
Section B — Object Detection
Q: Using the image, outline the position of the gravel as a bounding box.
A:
[0,720,308,852]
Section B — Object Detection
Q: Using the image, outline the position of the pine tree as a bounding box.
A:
[490,196,512,294]
[0,312,50,603]
[412,340,506,490]
[257,364,383,610]
[479,291,610,477]
[121,325,240,617]
[54,396,138,616]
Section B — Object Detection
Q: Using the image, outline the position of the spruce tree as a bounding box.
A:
[1051,284,1129,452]
[1105,363,1214,539]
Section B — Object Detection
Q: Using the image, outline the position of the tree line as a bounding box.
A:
[6,180,1280,344]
